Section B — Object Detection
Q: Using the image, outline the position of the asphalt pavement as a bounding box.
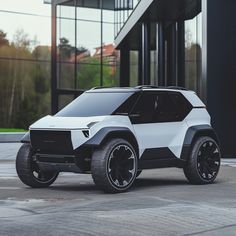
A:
[1,143,236,236]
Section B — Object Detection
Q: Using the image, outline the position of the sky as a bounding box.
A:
[0,0,114,50]
[0,0,51,46]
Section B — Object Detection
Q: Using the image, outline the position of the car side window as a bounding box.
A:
[130,93,157,123]
[168,92,193,120]
[153,93,180,122]
[130,92,182,124]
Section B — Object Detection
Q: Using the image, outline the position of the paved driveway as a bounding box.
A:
[1,143,236,236]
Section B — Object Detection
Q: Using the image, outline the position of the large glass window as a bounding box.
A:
[130,51,139,86]
[185,13,202,94]
[56,1,120,109]
[0,1,51,129]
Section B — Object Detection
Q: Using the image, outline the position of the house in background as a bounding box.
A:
[93,44,119,75]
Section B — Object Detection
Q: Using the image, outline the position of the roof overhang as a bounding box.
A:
[49,0,128,11]
[115,0,201,49]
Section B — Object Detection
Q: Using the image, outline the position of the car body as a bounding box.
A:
[16,86,221,193]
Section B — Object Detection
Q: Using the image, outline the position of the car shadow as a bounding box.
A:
[133,177,188,189]
[50,177,188,193]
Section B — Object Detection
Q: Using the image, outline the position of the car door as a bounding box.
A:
[129,91,188,159]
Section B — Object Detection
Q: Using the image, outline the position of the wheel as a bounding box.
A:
[16,144,59,188]
[91,138,138,193]
[184,136,221,185]
[136,170,142,178]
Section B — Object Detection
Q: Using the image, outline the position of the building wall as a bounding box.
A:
[205,0,236,156]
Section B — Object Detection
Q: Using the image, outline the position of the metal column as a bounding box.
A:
[157,22,165,86]
[51,1,58,115]
[167,23,177,86]
[142,22,150,85]
[177,21,185,87]
[119,42,130,87]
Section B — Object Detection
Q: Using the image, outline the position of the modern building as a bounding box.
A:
[50,0,236,157]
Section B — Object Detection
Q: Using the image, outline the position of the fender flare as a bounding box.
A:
[180,125,220,161]
[83,127,139,154]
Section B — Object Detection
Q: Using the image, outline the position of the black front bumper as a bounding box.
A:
[36,154,82,173]
[30,130,89,173]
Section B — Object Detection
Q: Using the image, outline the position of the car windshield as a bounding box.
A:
[55,92,134,117]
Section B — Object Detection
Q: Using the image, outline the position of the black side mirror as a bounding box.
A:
[129,113,141,123]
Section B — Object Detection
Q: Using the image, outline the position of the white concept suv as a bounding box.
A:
[16,86,221,193]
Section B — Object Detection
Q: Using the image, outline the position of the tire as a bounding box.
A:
[184,136,221,185]
[16,144,59,188]
[91,138,138,193]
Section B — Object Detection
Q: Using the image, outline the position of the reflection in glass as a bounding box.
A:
[185,13,202,95]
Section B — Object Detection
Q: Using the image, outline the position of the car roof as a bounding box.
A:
[86,86,193,94]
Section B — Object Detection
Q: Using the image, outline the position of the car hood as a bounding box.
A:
[29,115,107,130]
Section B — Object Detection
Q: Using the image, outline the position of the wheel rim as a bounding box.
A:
[197,141,220,180]
[107,144,136,189]
[30,157,57,183]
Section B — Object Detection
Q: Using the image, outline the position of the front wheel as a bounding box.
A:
[91,138,138,193]
[16,144,59,188]
[184,136,221,185]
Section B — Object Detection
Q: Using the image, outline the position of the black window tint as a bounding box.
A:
[168,92,193,120]
[56,92,134,117]
[153,93,180,122]
[130,92,182,124]
[114,92,141,115]
[130,93,157,123]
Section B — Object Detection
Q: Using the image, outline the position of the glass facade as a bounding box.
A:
[0,1,51,129]
[185,13,202,95]
[114,0,140,36]
[55,0,119,109]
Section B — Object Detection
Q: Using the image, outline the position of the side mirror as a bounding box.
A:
[129,113,141,123]
[129,113,141,118]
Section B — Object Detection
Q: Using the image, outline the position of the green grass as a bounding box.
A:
[0,128,27,132]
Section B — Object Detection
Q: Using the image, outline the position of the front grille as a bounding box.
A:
[30,130,73,154]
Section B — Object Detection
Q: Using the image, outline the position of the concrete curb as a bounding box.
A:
[0,133,26,143]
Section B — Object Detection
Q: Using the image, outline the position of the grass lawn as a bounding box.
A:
[0,128,27,132]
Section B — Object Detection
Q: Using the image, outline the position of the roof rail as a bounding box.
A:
[167,86,188,91]
[135,85,160,89]
[135,85,188,91]
[91,86,111,90]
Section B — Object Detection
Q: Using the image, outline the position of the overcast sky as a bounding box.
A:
[0,0,114,50]
[0,0,51,45]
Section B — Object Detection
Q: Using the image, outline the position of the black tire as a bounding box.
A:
[184,136,221,185]
[16,144,59,188]
[91,138,138,193]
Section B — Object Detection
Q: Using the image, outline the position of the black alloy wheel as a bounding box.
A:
[196,140,220,181]
[91,138,138,193]
[183,136,221,185]
[107,144,136,188]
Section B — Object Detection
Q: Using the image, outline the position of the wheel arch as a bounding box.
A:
[84,127,139,157]
[180,125,220,161]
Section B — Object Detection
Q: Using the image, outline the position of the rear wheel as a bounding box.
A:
[16,144,58,188]
[184,136,221,185]
[91,138,138,193]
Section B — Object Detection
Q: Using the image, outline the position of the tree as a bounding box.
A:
[77,57,118,89]
[0,30,9,47]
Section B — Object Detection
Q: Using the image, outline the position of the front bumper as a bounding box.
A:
[36,154,83,173]
[30,130,91,173]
